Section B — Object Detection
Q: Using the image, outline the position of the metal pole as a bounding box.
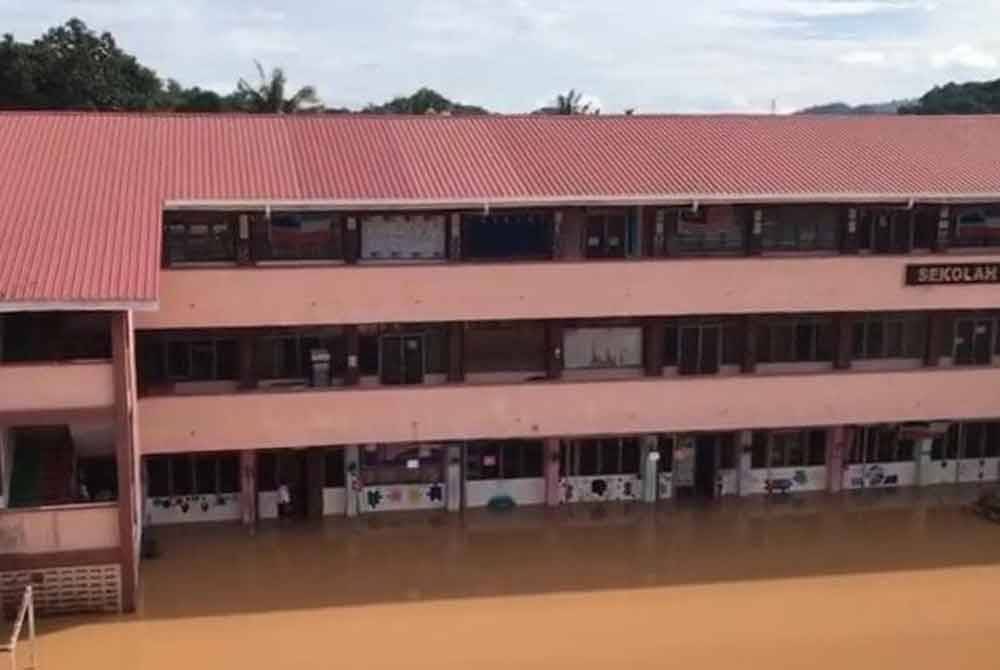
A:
[26,585,36,669]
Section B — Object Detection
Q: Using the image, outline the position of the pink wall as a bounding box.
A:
[0,503,119,555]
[0,362,114,415]
[138,367,1000,454]
[136,255,1000,329]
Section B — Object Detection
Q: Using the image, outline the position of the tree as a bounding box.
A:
[234,61,321,114]
[536,89,600,115]
[0,18,162,110]
[363,87,489,115]
[160,79,238,113]
[899,79,1000,115]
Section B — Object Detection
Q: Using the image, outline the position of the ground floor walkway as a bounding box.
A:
[28,486,1000,669]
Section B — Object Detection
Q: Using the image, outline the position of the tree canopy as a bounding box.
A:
[234,61,321,114]
[363,87,488,115]
[899,79,1000,115]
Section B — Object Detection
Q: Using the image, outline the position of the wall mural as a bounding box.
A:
[146,493,241,525]
[843,463,915,490]
[560,475,641,503]
[361,483,446,512]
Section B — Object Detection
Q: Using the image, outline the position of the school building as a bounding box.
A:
[1,112,1000,614]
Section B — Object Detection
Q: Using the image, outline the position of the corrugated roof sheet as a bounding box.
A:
[4,112,1000,306]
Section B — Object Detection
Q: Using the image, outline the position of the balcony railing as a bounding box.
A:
[0,361,114,416]
[0,503,118,556]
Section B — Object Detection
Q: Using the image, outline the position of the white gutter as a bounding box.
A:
[0,300,158,314]
[164,192,1000,211]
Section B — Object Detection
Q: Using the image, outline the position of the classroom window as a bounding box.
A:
[147,453,240,497]
[464,322,547,372]
[466,441,544,480]
[857,209,911,253]
[584,212,629,258]
[266,213,343,260]
[463,212,553,260]
[761,206,839,252]
[258,334,324,380]
[668,206,744,254]
[852,313,927,359]
[163,212,236,264]
[664,319,741,373]
[757,316,833,363]
[952,205,1000,248]
[560,438,640,477]
[165,338,238,382]
[758,430,826,468]
[563,327,642,369]
[325,449,346,488]
[360,444,444,485]
[849,427,912,463]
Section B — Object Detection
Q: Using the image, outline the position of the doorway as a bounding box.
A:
[954,317,994,366]
[277,451,308,519]
[693,436,719,499]
[381,334,425,385]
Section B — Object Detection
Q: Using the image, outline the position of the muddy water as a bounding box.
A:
[33,488,1000,669]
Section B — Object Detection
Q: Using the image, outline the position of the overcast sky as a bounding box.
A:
[3,0,1000,113]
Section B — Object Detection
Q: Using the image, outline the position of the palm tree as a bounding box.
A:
[537,89,599,115]
[235,61,320,114]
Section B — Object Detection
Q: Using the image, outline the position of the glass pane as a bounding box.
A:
[501,442,521,479]
[963,423,985,459]
[663,326,679,366]
[600,439,621,475]
[521,441,544,478]
[751,432,768,468]
[769,436,786,467]
[325,450,345,488]
[658,436,675,472]
[621,438,640,474]
[195,456,216,494]
[718,435,736,469]
[773,324,796,362]
[172,455,194,495]
[579,442,599,476]
[218,455,239,493]
[865,321,884,358]
[257,452,278,490]
[808,430,827,465]
[147,457,170,497]
[852,321,866,358]
[985,423,1000,459]
[189,341,215,381]
[786,433,806,467]
[166,341,189,379]
[794,323,814,361]
[217,340,239,379]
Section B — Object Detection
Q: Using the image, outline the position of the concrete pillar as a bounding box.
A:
[546,322,564,380]
[544,438,561,506]
[344,325,360,385]
[344,446,361,517]
[915,436,935,487]
[639,435,658,503]
[740,316,758,374]
[238,333,257,390]
[448,213,462,260]
[737,430,753,497]
[110,311,139,613]
[447,323,465,383]
[446,444,462,513]
[833,314,854,370]
[827,426,848,494]
[643,319,665,377]
[306,447,325,520]
[239,450,257,527]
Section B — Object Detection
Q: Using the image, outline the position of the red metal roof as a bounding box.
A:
[4,112,1000,306]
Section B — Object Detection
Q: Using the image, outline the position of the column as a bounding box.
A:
[344,325,360,385]
[643,318,665,377]
[111,311,139,613]
[924,313,949,367]
[447,323,465,383]
[740,316,758,374]
[827,426,848,494]
[344,216,360,263]
[640,435,658,503]
[236,213,253,265]
[306,447,325,520]
[344,445,361,517]
[448,213,462,260]
[651,208,667,258]
[544,438,561,506]
[737,430,753,497]
[239,450,257,527]
[840,207,860,254]
[446,444,462,513]
[932,205,951,253]
[833,313,854,370]
[238,333,257,390]
[546,321,564,380]
[915,435,936,487]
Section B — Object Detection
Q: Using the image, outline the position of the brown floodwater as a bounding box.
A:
[26,487,1000,669]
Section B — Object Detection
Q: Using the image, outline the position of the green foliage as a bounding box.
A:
[535,89,600,115]
[363,87,489,115]
[234,61,321,114]
[899,79,1000,115]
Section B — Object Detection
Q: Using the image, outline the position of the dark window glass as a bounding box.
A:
[599,439,621,475]
[751,432,768,468]
[163,214,236,264]
[769,435,786,467]
[463,212,553,260]
[658,436,674,473]
[985,423,1000,459]
[722,323,742,366]
[147,457,170,497]
[359,335,380,375]
[167,341,188,378]
[257,452,278,491]
[664,326,679,366]
[521,441,544,478]
[579,442,599,476]
[195,456,217,494]
[621,438,640,474]
[218,455,239,493]
[786,433,805,467]
[963,423,985,459]
[865,321,884,358]
[718,435,736,470]
[267,214,342,260]
[501,442,522,478]
[325,449,346,488]
[171,455,194,495]
[808,430,827,466]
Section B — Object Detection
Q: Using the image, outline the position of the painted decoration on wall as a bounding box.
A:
[146,493,240,526]
[563,327,642,369]
[361,215,445,260]
[843,463,915,490]
[764,470,809,494]
[657,472,673,499]
[560,475,640,503]
[361,483,447,512]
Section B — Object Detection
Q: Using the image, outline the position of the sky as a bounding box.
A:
[3,0,1000,113]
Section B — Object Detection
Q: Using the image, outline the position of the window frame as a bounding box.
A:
[147,453,240,497]
[757,315,833,364]
[852,313,927,360]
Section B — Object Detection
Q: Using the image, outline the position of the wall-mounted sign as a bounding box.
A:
[906,263,1000,286]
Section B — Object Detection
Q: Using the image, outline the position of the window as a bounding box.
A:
[259,334,324,380]
[560,438,640,476]
[266,213,342,260]
[757,316,833,363]
[466,441,544,480]
[948,422,1000,460]
[463,212,553,260]
[165,338,238,382]
[585,212,629,258]
[163,212,236,264]
[464,322,546,372]
[669,206,744,255]
[563,327,642,369]
[657,435,674,473]
[755,430,826,468]
[325,449,346,488]
[360,444,444,485]
[664,319,741,373]
[952,205,1000,248]
[361,214,446,261]
[147,453,241,497]
[852,313,927,359]
[849,427,912,463]
[761,206,839,252]
[857,209,911,253]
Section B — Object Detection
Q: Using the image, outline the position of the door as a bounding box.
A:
[278,451,308,518]
[954,318,993,366]
[380,334,425,384]
[693,436,718,499]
